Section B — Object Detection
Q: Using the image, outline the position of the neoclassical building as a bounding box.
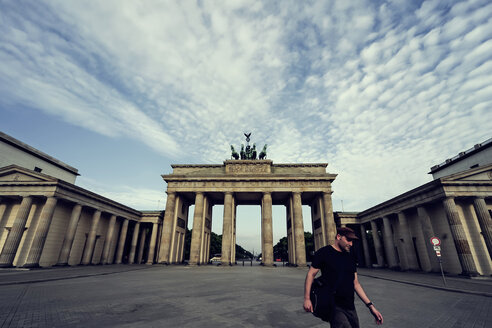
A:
[157,160,337,267]
[0,132,162,268]
[346,139,492,276]
[0,131,339,268]
[1,130,490,276]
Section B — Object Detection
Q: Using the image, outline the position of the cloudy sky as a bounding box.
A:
[1,0,491,252]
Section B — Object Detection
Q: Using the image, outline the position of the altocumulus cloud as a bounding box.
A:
[0,0,491,211]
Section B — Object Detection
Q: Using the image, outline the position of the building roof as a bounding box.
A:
[429,137,492,174]
[0,131,79,175]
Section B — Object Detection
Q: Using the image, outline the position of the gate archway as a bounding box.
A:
[158,160,337,266]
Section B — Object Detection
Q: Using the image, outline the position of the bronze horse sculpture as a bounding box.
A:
[230,145,239,160]
[259,144,267,159]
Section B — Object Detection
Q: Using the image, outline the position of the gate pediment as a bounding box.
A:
[0,165,57,183]
[442,164,492,182]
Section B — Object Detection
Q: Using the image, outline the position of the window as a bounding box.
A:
[34,167,42,173]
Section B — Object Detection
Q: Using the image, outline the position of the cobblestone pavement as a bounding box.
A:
[357,267,492,297]
[0,265,490,327]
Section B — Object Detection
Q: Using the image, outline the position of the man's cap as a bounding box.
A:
[337,227,359,240]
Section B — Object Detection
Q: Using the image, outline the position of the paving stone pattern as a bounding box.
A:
[0,265,491,327]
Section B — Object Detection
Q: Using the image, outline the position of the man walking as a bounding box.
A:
[304,227,383,327]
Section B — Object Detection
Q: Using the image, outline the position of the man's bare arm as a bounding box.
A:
[303,266,320,312]
[354,273,383,325]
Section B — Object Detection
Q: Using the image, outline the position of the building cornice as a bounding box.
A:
[429,137,492,174]
[357,179,442,219]
[0,131,79,175]
[162,174,337,182]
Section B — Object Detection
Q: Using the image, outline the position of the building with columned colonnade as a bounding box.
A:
[0,131,162,268]
[1,130,491,277]
[157,160,337,267]
[338,138,492,277]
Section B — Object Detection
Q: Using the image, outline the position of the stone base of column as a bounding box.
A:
[460,271,480,277]
[0,263,14,268]
[145,262,153,265]
[21,263,41,268]
[53,263,70,267]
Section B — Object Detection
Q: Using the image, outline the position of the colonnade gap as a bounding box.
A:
[157,159,338,266]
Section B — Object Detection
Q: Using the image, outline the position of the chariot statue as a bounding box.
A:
[230,133,267,160]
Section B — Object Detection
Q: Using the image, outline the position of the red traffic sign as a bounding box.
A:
[435,250,441,257]
[430,237,441,246]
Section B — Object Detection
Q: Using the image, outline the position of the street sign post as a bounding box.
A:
[430,236,446,286]
[430,237,441,246]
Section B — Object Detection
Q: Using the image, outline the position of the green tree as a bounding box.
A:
[304,231,314,262]
[273,236,288,261]
[184,229,252,261]
[209,231,222,257]
[272,232,315,263]
[236,244,253,259]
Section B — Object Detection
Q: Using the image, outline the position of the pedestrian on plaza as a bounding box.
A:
[303,227,383,327]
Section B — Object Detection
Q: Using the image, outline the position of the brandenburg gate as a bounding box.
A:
[157,136,337,266]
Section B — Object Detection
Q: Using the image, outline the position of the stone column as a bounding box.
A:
[0,196,33,268]
[382,216,398,269]
[262,192,274,266]
[286,199,295,264]
[397,211,418,270]
[128,222,140,264]
[57,204,82,266]
[0,202,8,250]
[146,222,159,265]
[221,192,233,265]
[199,199,207,264]
[81,210,101,265]
[443,197,479,276]
[158,192,176,264]
[473,197,492,258]
[293,192,306,266]
[322,192,336,246]
[360,224,372,268]
[232,202,237,263]
[101,215,117,264]
[189,193,205,265]
[370,220,385,267]
[0,201,8,234]
[115,219,129,264]
[417,206,439,272]
[137,228,147,264]
[23,197,58,268]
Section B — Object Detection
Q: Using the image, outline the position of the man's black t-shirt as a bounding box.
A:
[311,245,356,310]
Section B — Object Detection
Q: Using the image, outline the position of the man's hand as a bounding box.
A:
[303,266,319,313]
[303,299,313,312]
[369,305,383,325]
